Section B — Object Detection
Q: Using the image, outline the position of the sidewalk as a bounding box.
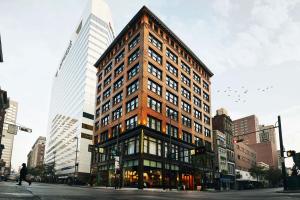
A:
[0,181,39,199]
[86,185,216,193]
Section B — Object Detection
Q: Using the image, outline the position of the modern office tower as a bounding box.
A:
[27,136,46,168]
[45,0,114,183]
[212,108,235,189]
[0,100,18,176]
[92,6,214,190]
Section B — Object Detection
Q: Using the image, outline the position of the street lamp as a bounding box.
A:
[166,111,176,190]
[53,151,56,183]
[74,136,79,184]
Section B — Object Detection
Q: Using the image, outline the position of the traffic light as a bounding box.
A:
[195,146,206,155]
[287,150,296,157]
[233,138,244,144]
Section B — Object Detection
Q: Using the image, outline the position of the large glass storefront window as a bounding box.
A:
[123,160,139,187]
[143,160,162,188]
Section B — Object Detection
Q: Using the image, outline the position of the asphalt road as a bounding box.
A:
[1,181,300,200]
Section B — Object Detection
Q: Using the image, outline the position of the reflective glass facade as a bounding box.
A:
[45,0,114,182]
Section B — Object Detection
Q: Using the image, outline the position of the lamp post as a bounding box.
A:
[74,136,79,184]
[167,111,175,190]
[53,151,56,183]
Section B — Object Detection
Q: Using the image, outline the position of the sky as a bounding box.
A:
[0,0,300,170]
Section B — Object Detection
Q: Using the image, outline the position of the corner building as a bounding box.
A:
[93,6,214,189]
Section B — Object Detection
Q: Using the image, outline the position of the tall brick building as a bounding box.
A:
[233,115,278,169]
[92,6,214,189]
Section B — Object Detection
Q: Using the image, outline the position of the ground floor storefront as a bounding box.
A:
[91,126,215,190]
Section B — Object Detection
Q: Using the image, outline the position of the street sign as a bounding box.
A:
[115,156,120,172]
[7,124,18,135]
[88,144,94,152]
[19,126,32,133]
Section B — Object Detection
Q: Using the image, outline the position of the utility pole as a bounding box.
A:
[278,116,287,190]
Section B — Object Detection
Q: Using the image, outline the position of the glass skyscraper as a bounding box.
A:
[45,0,114,183]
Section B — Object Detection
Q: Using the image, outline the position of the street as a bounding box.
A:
[1,181,300,200]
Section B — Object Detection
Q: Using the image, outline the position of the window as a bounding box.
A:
[166,91,178,105]
[203,92,209,102]
[113,77,124,91]
[126,115,138,130]
[204,103,210,113]
[194,108,202,120]
[114,63,124,77]
[181,74,190,87]
[128,34,140,50]
[102,101,110,113]
[104,75,112,87]
[81,133,92,141]
[181,87,191,100]
[128,48,140,64]
[96,96,101,105]
[128,63,140,80]
[195,136,203,147]
[97,84,102,93]
[204,128,211,138]
[124,136,139,155]
[182,131,192,143]
[166,124,178,138]
[193,96,201,108]
[115,50,125,63]
[98,73,102,82]
[166,62,178,77]
[166,107,178,121]
[205,141,212,151]
[166,76,178,91]
[181,62,191,75]
[194,122,202,133]
[147,79,162,96]
[148,62,162,80]
[103,87,111,100]
[193,84,201,95]
[95,120,99,131]
[101,115,109,127]
[182,115,191,128]
[112,123,122,138]
[204,115,210,125]
[147,116,162,131]
[193,72,201,84]
[143,136,161,156]
[127,80,139,95]
[148,33,162,50]
[113,92,123,105]
[95,108,100,118]
[147,96,162,113]
[126,97,138,112]
[104,62,112,75]
[203,81,209,91]
[82,123,93,131]
[181,101,191,113]
[100,131,108,142]
[83,112,94,120]
[148,48,162,64]
[112,107,122,121]
[166,48,177,63]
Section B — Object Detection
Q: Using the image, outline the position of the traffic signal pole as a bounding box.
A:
[278,115,287,190]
